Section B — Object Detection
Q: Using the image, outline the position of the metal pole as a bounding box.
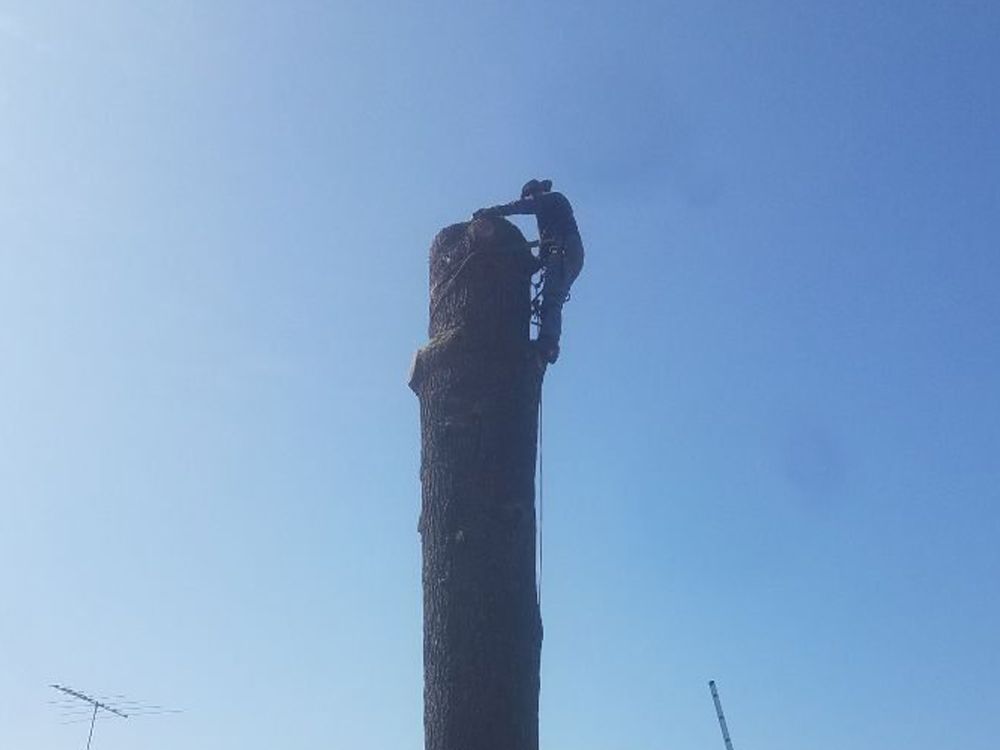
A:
[709,680,736,750]
[85,702,98,750]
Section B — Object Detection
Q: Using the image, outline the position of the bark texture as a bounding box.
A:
[409,217,544,750]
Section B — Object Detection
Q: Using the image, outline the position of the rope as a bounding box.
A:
[537,386,544,608]
[533,237,552,609]
[531,272,545,329]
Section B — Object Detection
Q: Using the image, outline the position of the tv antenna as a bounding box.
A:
[49,683,180,749]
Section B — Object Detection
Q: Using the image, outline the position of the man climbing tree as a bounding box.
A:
[474,179,584,364]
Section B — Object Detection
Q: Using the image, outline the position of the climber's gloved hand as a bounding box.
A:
[473,207,496,219]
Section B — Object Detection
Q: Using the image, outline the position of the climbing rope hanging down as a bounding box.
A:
[528,239,546,332]
[531,271,545,332]
[529,239,573,608]
[537,388,544,607]
[529,239,546,608]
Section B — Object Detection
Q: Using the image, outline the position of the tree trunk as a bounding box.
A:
[409,217,544,750]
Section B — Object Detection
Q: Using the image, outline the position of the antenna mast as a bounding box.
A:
[708,680,736,750]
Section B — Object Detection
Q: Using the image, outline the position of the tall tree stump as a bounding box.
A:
[409,217,544,750]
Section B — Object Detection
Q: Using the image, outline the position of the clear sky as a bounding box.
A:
[2,1,998,748]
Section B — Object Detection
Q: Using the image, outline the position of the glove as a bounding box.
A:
[473,207,496,219]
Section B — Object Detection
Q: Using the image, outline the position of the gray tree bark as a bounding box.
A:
[409,217,544,750]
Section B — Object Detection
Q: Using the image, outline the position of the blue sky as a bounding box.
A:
[2,2,998,748]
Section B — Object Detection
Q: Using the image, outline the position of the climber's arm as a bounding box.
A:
[473,198,537,219]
